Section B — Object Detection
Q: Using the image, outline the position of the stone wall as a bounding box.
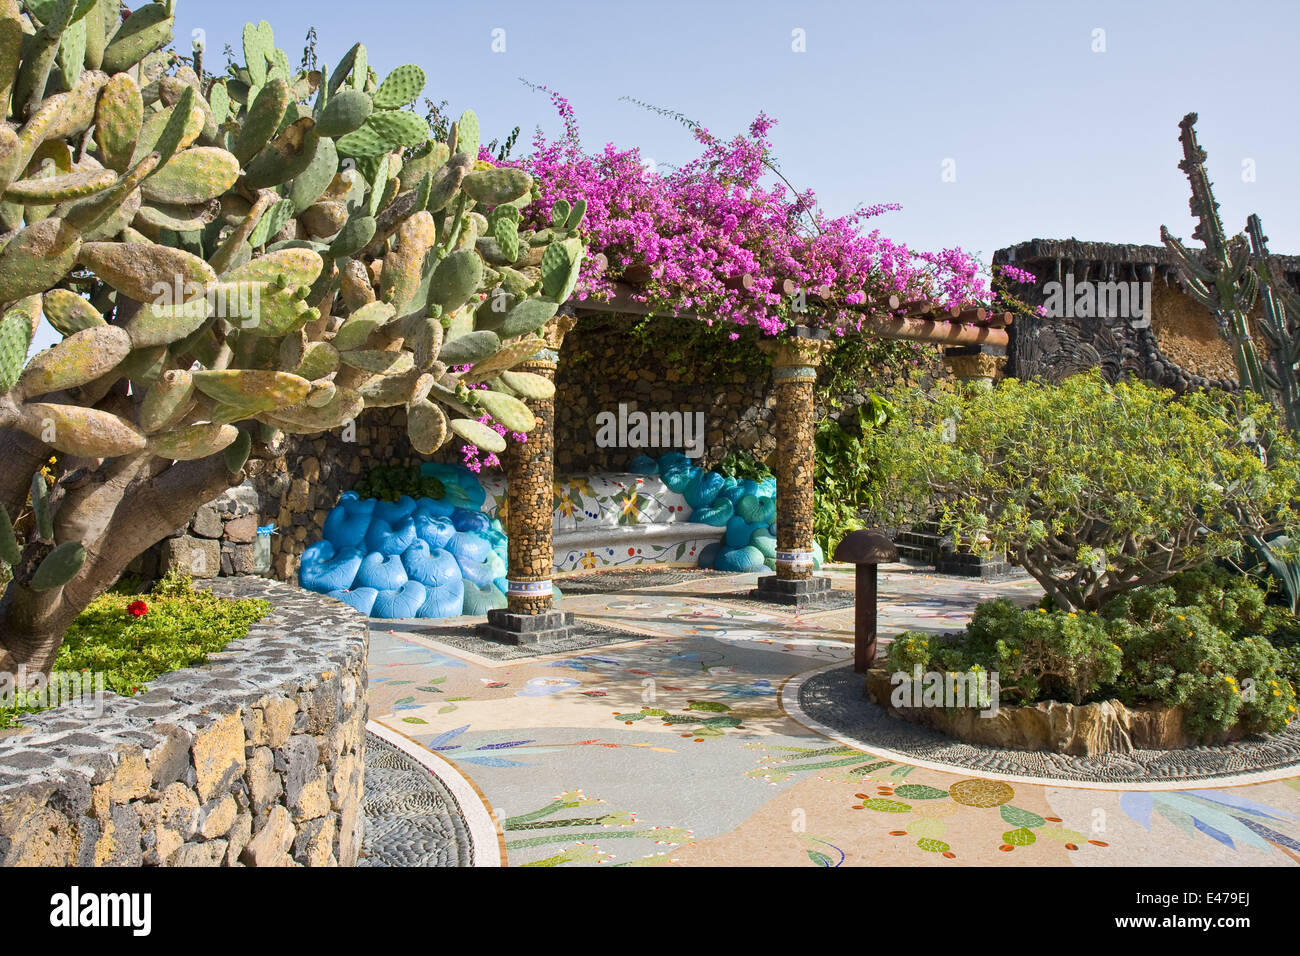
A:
[553,316,776,474]
[552,313,920,474]
[131,482,268,581]
[0,578,367,867]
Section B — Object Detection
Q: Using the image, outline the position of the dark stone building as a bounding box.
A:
[993,239,1300,391]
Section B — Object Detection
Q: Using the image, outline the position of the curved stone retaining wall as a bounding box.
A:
[864,667,1241,756]
[0,579,367,867]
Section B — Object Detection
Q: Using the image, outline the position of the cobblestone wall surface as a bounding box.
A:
[0,579,367,867]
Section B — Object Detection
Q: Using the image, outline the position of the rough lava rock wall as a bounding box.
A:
[0,579,367,867]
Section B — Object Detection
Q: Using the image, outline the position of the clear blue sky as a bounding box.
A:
[171,0,1299,267]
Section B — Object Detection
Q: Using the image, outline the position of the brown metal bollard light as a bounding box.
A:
[832,530,898,673]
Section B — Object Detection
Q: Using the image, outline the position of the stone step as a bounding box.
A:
[895,544,936,563]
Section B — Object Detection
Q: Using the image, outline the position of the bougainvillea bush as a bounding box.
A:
[867,371,1300,613]
[502,89,1004,336]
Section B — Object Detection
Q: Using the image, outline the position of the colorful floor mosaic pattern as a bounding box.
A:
[368,565,1300,867]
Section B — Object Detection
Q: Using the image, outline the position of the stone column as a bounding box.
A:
[481,313,578,645]
[751,327,835,606]
[942,344,1005,387]
[936,344,1012,578]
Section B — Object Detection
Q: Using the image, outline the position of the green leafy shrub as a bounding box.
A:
[885,566,1299,736]
[1104,566,1299,735]
[1,575,269,728]
[716,451,773,483]
[888,599,1120,706]
[868,371,1300,612]
[814,397,894,556]
[351,464,445,502]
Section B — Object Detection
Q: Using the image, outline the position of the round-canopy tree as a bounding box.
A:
[867,372,1300,612]
[0,2,584,677]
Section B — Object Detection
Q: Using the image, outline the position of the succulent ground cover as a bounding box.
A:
[0,572,268,727]
[887,566,1300,737]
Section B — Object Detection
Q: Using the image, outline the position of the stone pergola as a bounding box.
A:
[482,278,1011,642]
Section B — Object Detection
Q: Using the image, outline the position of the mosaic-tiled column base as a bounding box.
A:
[481,315,577,645]
[481,608,577,646]
[750,572,833,607]
[752,330,834,605]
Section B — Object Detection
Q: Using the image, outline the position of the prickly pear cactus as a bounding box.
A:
[0,2,584,592]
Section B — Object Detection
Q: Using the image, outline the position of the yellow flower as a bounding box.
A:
[1037,608,1047,614]
[1067,612,1077,618]
[618,493,642,521]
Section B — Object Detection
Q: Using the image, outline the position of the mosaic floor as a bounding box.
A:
[367,565,1300,867]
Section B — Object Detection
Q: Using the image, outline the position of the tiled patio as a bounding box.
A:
[366,566,1300,867]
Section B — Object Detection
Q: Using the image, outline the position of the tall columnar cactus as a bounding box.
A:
[1159,113,1263,396]
[1247,214,1300,432]
[1160,112,1300,611]
[0,3,587,677]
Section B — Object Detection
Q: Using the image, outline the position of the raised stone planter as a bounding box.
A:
[864,668,1247,756]
[0,578,367,867]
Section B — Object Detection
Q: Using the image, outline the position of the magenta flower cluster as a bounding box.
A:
[505,89,997,335]
[455,92,1036,469]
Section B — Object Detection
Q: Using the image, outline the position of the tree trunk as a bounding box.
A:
[0,429,49,520]
[0,452,241,682]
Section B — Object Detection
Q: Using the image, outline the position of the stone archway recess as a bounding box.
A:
[478,281,1010,642]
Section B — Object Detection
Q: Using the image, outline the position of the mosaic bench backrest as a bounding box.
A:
[479,473,695,533]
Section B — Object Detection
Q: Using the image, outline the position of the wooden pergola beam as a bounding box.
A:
[859,314,1009,348]
[575,258,1012,342]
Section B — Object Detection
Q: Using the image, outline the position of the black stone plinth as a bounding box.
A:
[749,574,834,607]
[479,608,577,646]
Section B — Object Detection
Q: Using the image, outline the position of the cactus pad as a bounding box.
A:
[140,147,241,205]
[461,167,532,207]
[449,417,505,453]
[31,542,87,591]
[151,422,241,461]
[407,397,449,454]
[372,65,426,110]
[18,325,133,398]
[20,403,148,457]
[192,369,311,410]
[474,389,536,433]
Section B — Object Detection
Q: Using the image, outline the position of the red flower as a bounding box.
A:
[127,600,149,618]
